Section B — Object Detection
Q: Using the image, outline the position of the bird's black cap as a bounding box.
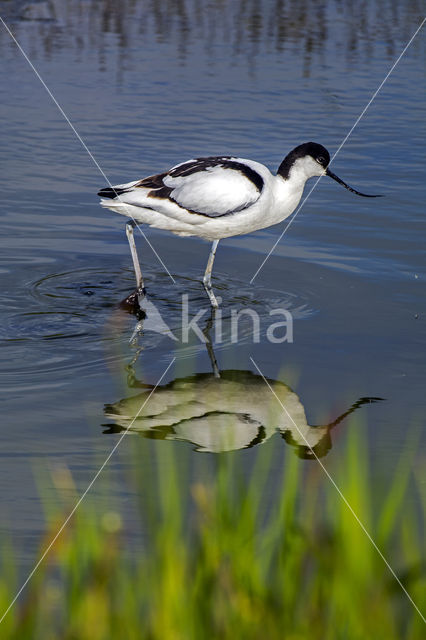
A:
[278,142,330,179]
[278,141,382,197]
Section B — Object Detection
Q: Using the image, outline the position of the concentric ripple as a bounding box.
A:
[0,264,319,385]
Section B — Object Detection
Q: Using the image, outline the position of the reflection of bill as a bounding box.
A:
[104,370,382,457]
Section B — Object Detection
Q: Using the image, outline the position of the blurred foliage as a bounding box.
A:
[0,426,424,638]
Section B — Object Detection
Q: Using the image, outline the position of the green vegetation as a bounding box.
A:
[0,428,424,639]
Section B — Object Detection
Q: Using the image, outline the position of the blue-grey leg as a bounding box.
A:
[125,220,145,295]
[203,240,220,308]
[203,308,220,378]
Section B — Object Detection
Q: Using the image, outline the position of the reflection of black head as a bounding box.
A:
[280,395,384,459]
[281,429,332,459]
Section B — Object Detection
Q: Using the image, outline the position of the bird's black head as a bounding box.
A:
[277,142,330,179]
[278,141,382,198]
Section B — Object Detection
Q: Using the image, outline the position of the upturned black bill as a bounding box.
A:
[326,169,382,198]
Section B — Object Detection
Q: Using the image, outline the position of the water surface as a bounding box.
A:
[0,0,425,573]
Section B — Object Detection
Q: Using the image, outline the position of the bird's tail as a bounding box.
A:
[97,186,131,199]
[97,179,139,199]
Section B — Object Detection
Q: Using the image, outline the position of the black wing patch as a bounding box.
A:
[135,172,173,201]
[136,172,169,189]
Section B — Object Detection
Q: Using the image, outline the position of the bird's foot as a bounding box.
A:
[119,287,147,319]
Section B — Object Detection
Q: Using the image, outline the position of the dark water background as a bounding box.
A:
[0,0,425,573]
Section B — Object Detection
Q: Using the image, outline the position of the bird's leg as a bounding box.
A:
[125,220,145,296]
[120,220,146,316]
[202,307,220,378]
[203,240,220,308]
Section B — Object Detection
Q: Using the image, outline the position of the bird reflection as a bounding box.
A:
[104,314,382,456]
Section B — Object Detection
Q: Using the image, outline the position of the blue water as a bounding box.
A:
[0,0,425,573]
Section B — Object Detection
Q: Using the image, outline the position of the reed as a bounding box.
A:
[0,426,424,639]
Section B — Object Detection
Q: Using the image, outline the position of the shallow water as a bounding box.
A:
[0,0,425,573]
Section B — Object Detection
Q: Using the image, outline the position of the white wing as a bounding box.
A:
[139,157,264,217]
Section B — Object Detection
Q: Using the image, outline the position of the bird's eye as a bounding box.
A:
[317,156,325,165]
